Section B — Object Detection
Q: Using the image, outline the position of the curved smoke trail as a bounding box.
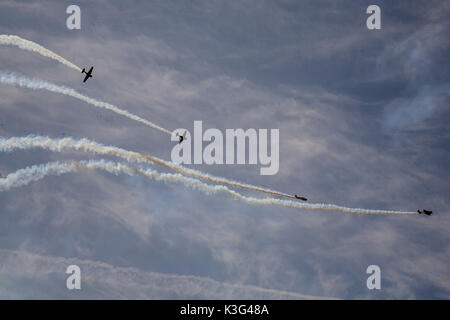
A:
[0,159,418,215]
[0,135,296,200]
[0,136,419,214]
[0,72,172,135]
[0,35,82,72]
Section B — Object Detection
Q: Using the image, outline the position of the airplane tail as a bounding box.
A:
[81,68,85,74]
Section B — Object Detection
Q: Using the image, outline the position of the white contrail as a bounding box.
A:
[0,135,298,200]
[0,72,172,135]
[0,159,418,215]
[0,35,82,72]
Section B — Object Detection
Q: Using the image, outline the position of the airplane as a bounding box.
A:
[294,195,307,201]
[176,131,187,144]
[417,209,433,216]
[81,66,94,82]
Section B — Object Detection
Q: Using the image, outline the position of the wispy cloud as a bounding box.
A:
[0,249,335,299]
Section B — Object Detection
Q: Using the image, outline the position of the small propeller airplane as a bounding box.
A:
[294,195,307,201]
[81,66,94,82]
[417,209,433,216]
[176,131,187,144]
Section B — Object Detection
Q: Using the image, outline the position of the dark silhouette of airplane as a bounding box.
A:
[176,131,187,144]
[417,209,432,216]
[81,66,94,82]
[294,195,307,201]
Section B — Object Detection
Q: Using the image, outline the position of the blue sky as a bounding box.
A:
[0,0,449,299]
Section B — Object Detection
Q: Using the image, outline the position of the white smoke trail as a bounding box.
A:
[0,35,82,72]
[0,72,172,135]
[0,135,297,200]
[0,72,299,198]
[0,159,418,215]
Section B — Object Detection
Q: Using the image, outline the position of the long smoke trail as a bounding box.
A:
[0,72,172,135]
[0,159,418,215]
[0,136,419,214]
[0,35,82,72]
[0,135,297,200]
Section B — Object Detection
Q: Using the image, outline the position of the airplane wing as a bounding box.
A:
[83,74,90,82]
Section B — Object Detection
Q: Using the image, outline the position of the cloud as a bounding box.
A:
[0,249,334,299]
[383,84,450,131]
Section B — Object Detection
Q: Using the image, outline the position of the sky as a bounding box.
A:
[0,0,449,299]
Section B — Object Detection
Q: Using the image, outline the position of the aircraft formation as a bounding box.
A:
[40,64,437,209]
[0,35,433,215]
[40,63,310,203]
[79,63,436,212]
